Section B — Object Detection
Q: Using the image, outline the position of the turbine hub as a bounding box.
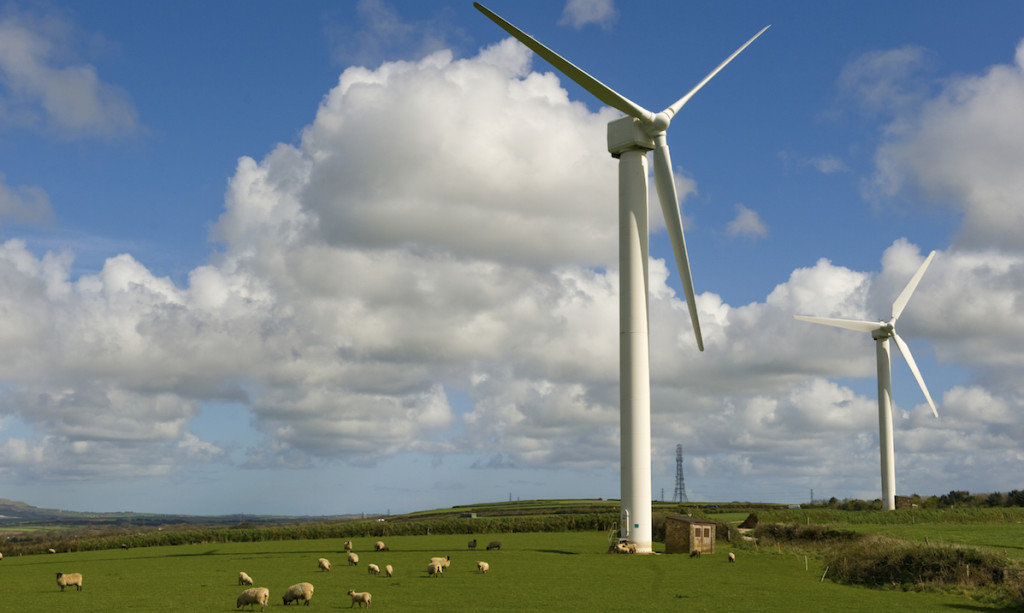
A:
[872,322,894,340]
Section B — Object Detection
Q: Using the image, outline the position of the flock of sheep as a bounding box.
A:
[234,538,494,610]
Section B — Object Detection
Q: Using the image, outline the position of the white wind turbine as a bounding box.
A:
[475,3,768,551]
[794,251,939,510]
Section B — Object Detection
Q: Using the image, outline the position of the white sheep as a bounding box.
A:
[238,571,254,586]
[318,557,332,572]
[728,552,736,563]
[427,561,444,578]
[0,552,3,560]
[367,563,380,576]
[56,572,83,591]
[477,561,490,574]
[348,552,360,566]
[47,548,56,554]
[347,589,372,608]
[236,587,269,611]
[429,555,451,569]
[344,540,353,551]
[385,564,393,578]
[281,582,314,606]
[374,540,388,551]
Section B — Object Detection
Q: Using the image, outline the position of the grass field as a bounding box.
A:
[2,531,1019,611]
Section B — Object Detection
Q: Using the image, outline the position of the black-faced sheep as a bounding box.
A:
[429,555,451,569]
[689,550,701,559]
[56,572,83,591]
[347,589,372,608]
[282,582,314,606]
[348,552,359,566]
[374,540,388,552]
[236,586,269,611]
[427,561,444,578]
[477,561,490,574]
[486,540,502,551]
[367,563,380,576]
[344,540,353,551]
[319,557,332,571]
[468,538,477,550]
[47,548,56,554]
[728,552,736,563]
[238,571,254,585]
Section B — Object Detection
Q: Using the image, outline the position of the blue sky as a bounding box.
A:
[0,0,1022,516]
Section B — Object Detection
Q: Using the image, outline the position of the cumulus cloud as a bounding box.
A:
[1,27,1022,506]
[559,0,617,30]
[725,204,767,239]
[0,8,140,138]
[870,38,1024,251]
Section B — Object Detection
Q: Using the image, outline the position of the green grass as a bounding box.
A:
[1,531,1017,612]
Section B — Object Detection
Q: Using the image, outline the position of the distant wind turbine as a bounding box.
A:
[475,2,768,550]
[794,251,939,510]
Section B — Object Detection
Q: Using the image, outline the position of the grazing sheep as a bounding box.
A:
[344,540,353,551]
[120,543,129,550]
[689,550,701,559]
[485,540,502,551]
[385,564,393,578]
[728,552,736,563]
[468,538,477,550]
[348,552,360,566]
[236,587,269,611]
[0,552,3,560]
[367,563,380,576]
[47,548,56,554]
[238,571,254,586]
[477,561,489,574]
[281,582,314,606]
[427,561,445,578]
[374,540,388,552]
[56,572,83,591]
[609,541,637,554]
[347,589,372,608]
[429,555,451,569]
[318,557,332,572]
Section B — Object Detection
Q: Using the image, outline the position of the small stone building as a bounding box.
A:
[664,515,716,555]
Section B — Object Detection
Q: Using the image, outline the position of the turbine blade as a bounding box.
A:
[892,332,939,418]
[652,136,703,351]
[793,315,881,333]
[892,250,936,320]
[474,3,653,123]
[664,25,771,119]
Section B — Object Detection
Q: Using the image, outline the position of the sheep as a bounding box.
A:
[485,540,502,551]
[609,541,637,554]
[56,572,83,591]
[347,589,372,608]
[348,552,360,566]
[281,582,314,606]
[318,557,332,572]
[468,538,477,550]
[374,540,388,552]
[385,564,393,578]
[367,563,380,576]
[477,561,490,574]
[47,548,56,554]
[344,540,353,551]
[429,555,451,569]
[0,552,3,560]
[236,587,269,611]
[728,552,736,563]
[427,561,445,578]
[689,550,701,559]
[238,571,254,586]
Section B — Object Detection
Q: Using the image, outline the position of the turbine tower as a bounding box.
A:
[794,251,939,510]
[673,444,689,503]
[475,3,768,550]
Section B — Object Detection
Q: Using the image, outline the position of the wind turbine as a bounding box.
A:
[475,3,768,551]
[794,251,939,510]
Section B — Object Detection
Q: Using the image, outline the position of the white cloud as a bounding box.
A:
[871,38,1024,250]
[0,173,52,225]
[725,204,767,239]
[559,0,617,30]
[0,9,140,138]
